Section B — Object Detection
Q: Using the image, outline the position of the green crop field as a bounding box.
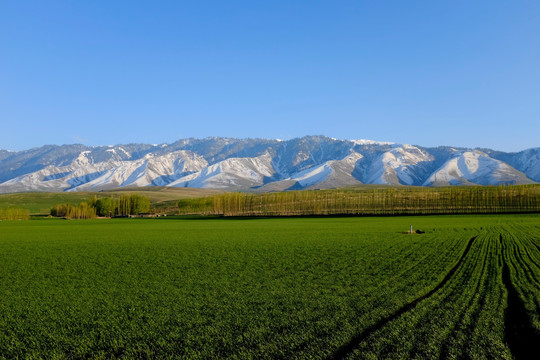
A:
[0,215,539,359]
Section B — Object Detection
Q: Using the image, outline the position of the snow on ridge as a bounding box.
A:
[422,150,531,186]
[72,151,92,166]
[510,148,540,182]
[168,153,275,189]
[352,139,395,146]
[286,152,363,188]
[116,147,131,158]
[362,144,433,185]
[0,149,209,192]
[291,164,332,187]
[1,138,538,193]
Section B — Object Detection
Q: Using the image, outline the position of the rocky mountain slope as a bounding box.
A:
[0,136,537,192]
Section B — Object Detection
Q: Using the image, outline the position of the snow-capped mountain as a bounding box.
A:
[168,153,274,189]
[356,144,434,185]
[423,150,534,186]
[0,136,538,193]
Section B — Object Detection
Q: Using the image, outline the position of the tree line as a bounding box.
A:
[51,194,151,219]
[177,185,540,216]
[0,208,30,220]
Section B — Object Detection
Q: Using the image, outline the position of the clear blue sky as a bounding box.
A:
[1,1,539,152]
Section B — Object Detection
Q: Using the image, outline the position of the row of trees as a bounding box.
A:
[50,202,96,219]
[51,194,151,219]
[176,197,214,215]
[0,208,30,220]
[177,185,540,216]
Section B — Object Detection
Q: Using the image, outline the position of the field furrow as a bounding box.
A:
[329,235,479,359]
[438,234,493,359]
[501,239,540,360]
[344,232,511,360]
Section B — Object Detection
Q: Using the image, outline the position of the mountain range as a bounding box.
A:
[0,136,538,193]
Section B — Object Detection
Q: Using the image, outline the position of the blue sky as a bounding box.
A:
[1,1,539,152]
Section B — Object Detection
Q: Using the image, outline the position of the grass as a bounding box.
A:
[0,215,538,358]
[0,192,96,215]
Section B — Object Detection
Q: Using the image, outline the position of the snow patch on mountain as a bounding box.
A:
[353,139,394,146]
[510,148,540,182]
[423,151,533,186]
[360,145,433,185]
[291,164,333,188]
[169,153,275,189]
[288,152,364,189]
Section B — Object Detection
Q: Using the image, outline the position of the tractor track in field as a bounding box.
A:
[501,263,540,358]
[501,234,540,360]
[328,235,477,360]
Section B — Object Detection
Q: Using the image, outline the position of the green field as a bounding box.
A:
[0,215,539,359]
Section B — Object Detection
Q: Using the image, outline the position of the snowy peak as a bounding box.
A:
[423,150,534,186]
[506,148,540,182]
[0,137,538,192]
[289,152,364,189]
[169,153,275,189]
[357,144,434,185]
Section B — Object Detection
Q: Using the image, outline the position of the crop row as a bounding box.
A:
[499,225,540,359]
[334,221,540,359]
[337,232,510,359]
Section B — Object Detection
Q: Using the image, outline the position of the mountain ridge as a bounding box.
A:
[0,136,538,193]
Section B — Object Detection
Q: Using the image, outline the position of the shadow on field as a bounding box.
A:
[501,234,540,360]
